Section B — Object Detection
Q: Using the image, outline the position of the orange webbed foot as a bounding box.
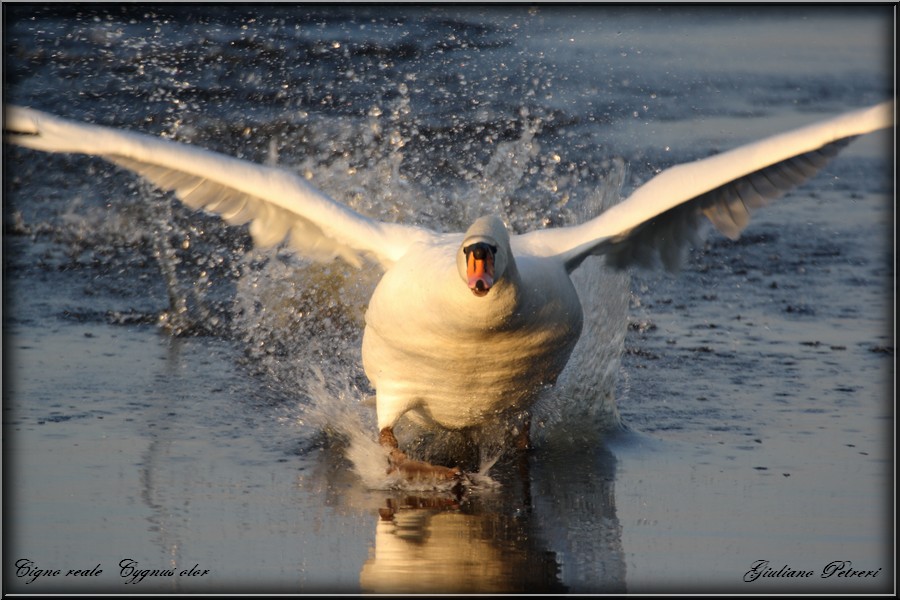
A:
[380,426,463,482]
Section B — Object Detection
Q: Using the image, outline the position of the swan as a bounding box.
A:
[5,101,893,481]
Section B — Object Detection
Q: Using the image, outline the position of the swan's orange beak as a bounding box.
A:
[466,244,495,297]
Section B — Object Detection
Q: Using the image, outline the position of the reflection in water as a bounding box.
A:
[360,492,566,593]
[359,440,625,593]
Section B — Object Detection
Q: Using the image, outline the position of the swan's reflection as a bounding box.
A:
[360,491,566,593]
[360,439,626,593]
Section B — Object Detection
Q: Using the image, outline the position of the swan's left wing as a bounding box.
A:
[4,106,434,269]
[519,100,893,272]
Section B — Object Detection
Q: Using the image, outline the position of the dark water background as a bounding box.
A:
[2,5,894,593]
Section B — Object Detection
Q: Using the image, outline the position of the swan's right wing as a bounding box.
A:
[5,106,434,269]
[598,136,852,271]
[518,101,893,272]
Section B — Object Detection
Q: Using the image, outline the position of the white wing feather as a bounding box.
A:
[518,100,894,271]
[4,106,433,269]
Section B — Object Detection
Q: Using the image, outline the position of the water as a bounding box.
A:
[3,5,893,593]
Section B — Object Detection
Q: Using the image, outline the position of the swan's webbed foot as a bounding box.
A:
[379,426,462,482]
[389,452,462,481]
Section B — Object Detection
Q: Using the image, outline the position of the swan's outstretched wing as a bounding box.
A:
[4,106,434,269]
[519,101,894,272]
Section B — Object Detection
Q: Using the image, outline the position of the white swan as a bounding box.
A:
[5,101,894,480]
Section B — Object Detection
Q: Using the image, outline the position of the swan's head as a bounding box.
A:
[457,216,511,297]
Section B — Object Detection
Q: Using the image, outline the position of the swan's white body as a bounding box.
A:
[5,101,894,455]
[363,227,583,430]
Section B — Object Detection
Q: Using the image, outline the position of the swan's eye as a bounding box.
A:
[464,243,497,260]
